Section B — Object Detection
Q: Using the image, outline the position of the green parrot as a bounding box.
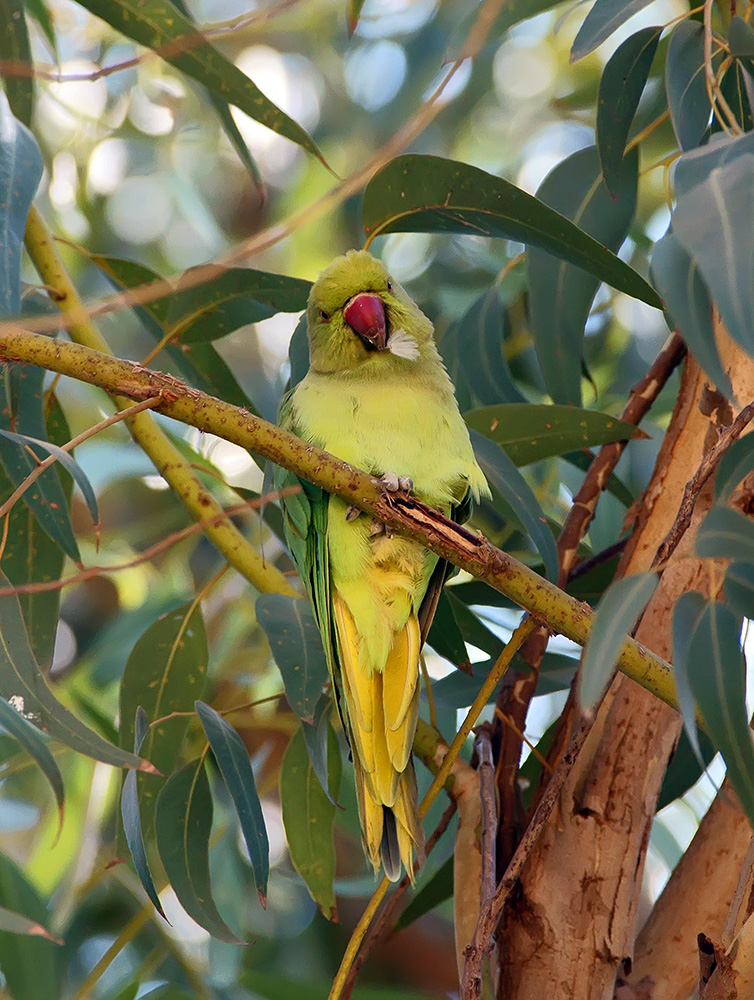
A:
[278,249,489,881]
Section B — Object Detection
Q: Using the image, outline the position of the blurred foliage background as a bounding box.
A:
[0,0,732,997]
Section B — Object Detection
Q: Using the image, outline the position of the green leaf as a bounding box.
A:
[666,22,711,152]
[0,854,60,1000]
[447,595,505,660]
[155,758,243,943]
[528,145,639,405]
[0,428,99,528]
[0,0,33,126]
[195,700,269,904]
[301,694,337,805]
[597,29,661,198]
[650,232,733,399]
[0,568,145,769]
[715,60,754,134]
[0,904,60,941]
[119,602,209,835]
[121,706,167,919]
[23,0,56,53]
[674,154,754,357]
[725,562,754,618]
[471,431,558,581]
[280,725,340,920]
[451,286,526,407]
[0,360,80,562]
[74,0,326,166]
[657,725,717,810]
[674,131,754,197]
[427,590,471,671]
[715,434,754,501]
[684,600,754,828]
[346,0,366,35]
[730,16,754,58]
[447,0,570,61]
[394,855,453,930]
[0,93,42,316]
[361,155,661,309]
[0,695,64,818]
[571,0,658,60]
[243,971,428,1000]
[465,403,641,466]
[696,505,754,563]
[177,299,274,344]
[579,571,658,712]
[0,393,71,668]
[672,591,707,767]
[256,594,328,723]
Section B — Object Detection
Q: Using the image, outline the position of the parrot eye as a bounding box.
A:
[387,280,393,293]
[319,308,330,322]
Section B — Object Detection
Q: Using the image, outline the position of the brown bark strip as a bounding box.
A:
[494,332,685,869]
[475,725,498,908]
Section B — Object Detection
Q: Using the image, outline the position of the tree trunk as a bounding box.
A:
[496,328,754,999]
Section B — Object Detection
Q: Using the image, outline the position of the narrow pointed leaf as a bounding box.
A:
[256,594,328,723]
[674,154,754,357]
[650,232,733,398]
[0,569,145,769]
[427,590,471,671]
[571,0,658,60]
[684,600,754,827]
[280,725,340,920]
[696,505,754,562]
[121,706,167,919]
[0,0,33,125]
[465,403,642,466]
[528,145,639,404]
[120,603,209,835]
[346,0,367,35]
[597,29,661,197]
[73,0,326,165]
[579,572,658,712]
[666,22,711,151]
[471,431,558,580]
[195,700,269,904]
[0,94,41,314]
[24,0,56,54]
[301,694,338,804]
[730,16,754,58]
[0,905,61,942]
[0,695,63,816]
[362,155,661,308]
[0,856,59,1000]
[672,591,707,765]
[657,724,717,809]
[725,562,754,619]
[454,286,526,407]
[0,428,98,527]
[155,758,243,943]
[714,434,754,501]
[716,61,754,133]
[394,855,453,930]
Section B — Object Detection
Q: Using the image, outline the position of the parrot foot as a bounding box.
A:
[379,473,413,494]
[344,505,361,522]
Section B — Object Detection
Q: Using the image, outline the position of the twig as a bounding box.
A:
[704,0,742,134]
[340,802,457,1000]
[654,400,754,566]
[461,717,592,1000]
[475,726,497,908]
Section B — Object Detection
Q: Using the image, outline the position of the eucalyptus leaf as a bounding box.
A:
[0,0,33,126]
[571,0,658,60]
[0,855,60,1000]
[394,855,453,930]
[714,434,754,500]
[672,591,707,766]
[427,590,471,671]
[730,16,754,58]
[696,505,754,563]
[666,22,711,152]
[725,562,754,619]
[0,93,41,315]
[362,155,661,308]
[0,695,64,819]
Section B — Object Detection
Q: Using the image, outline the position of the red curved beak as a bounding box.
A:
[344,293,387,351]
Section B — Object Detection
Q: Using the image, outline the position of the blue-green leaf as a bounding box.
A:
[471,431,558,581]
[579,571,658,712]
[0,694,63,817]
[730,16,754,58]
[155,759,243,943]
[671,591,707,766]
[696,505,754,562]
[571,0,659,60]
[715,434,754,501]
[454,286,526,407]
[121,706,167,920]
[256,594,328,723]
[725,562,754,619]
[394,855,453,930]
[427,590,471,671]
[0,855,60,1000]
[528,145,639,405]
[674,154,754,357]
[362,155,661,309]
[301,694,337,805]
[0,93,42,316]
[666,22,711,152]
[0,0,33,126]
[675,131,754,196]
[195,700,269,905]
[597,28,661,197]
[684,600,754,827]
[650,232,733,398]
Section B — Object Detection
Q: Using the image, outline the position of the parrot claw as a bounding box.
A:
[379,473,413,494]
[345,505,361,522]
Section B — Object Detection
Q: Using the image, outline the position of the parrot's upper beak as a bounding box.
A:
[344,293,387,352]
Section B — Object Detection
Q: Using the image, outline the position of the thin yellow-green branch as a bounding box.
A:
[23,208,296,598]
[0,326,679,711]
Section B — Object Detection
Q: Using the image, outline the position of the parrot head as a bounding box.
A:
[306,250,434,373]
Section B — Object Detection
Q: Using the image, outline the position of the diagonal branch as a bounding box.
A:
[0,324,680,711]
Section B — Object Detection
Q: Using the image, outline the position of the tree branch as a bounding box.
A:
[0,324,681,711]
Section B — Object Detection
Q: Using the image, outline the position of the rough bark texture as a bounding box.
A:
[496,329,754,1000]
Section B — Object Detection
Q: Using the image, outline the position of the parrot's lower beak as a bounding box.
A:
[344,293,387,351]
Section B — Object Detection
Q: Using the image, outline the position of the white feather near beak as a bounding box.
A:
[387,328,420,361]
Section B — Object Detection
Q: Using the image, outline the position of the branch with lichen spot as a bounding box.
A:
[0,323,680,711]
